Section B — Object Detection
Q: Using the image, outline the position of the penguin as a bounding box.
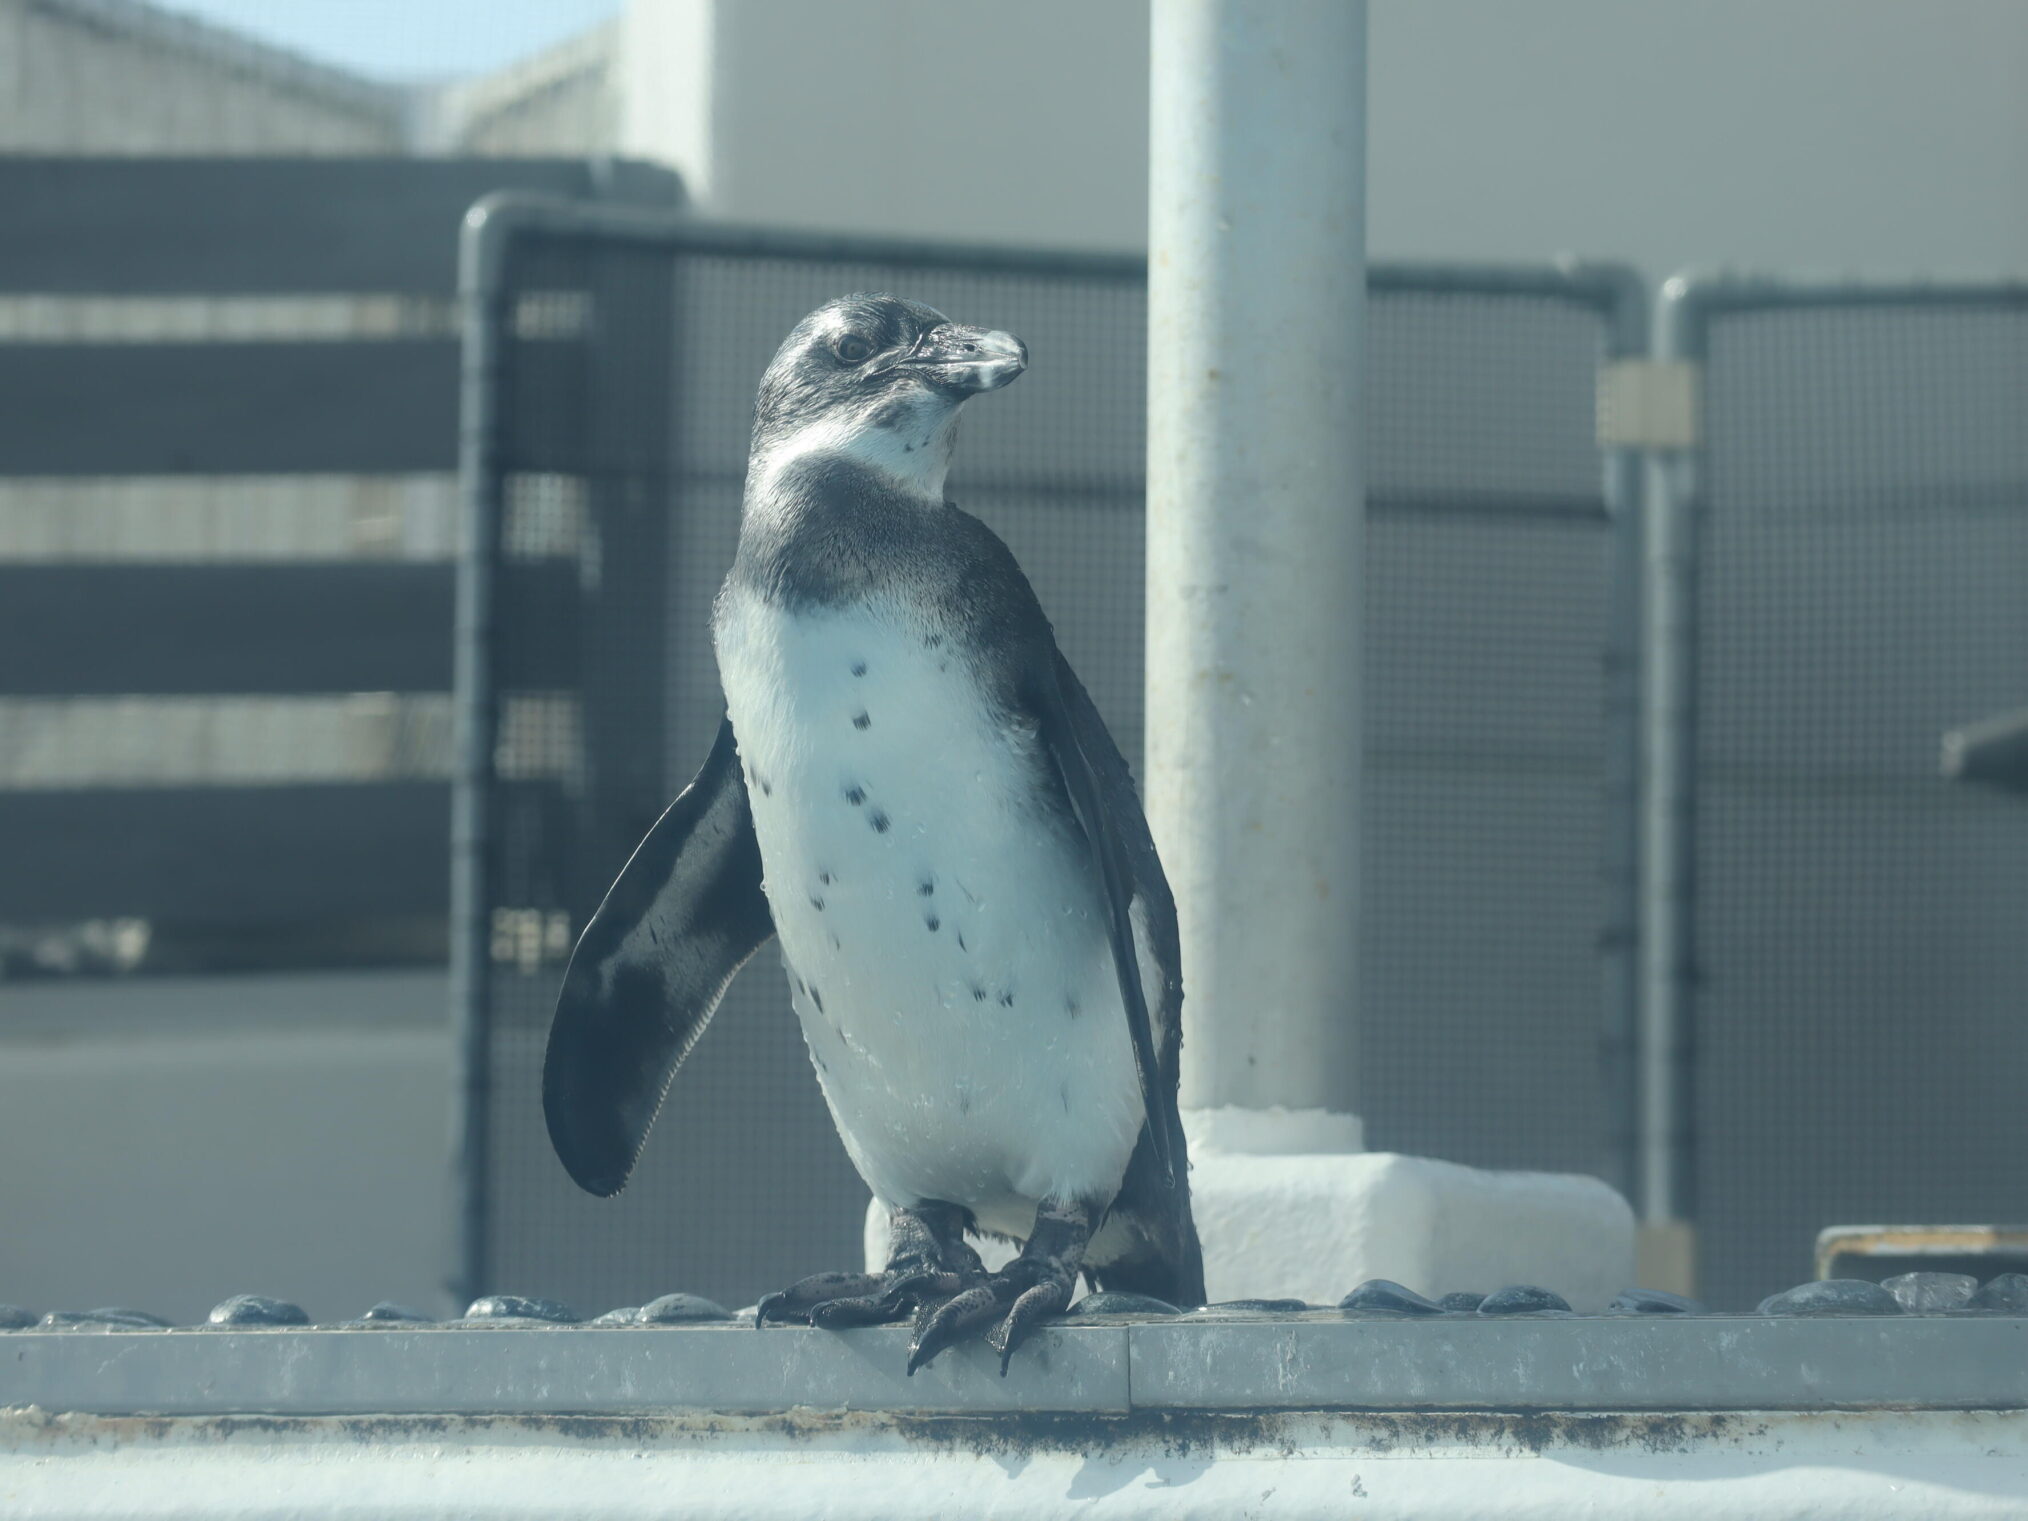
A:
[542,293,1204,1373]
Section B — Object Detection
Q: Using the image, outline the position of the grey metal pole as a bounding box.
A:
[448,201,512,1312]
[1637,277,1703,1228]
[1146,0,1367,1117]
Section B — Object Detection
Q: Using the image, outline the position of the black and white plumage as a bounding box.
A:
[543,294,1203,1370]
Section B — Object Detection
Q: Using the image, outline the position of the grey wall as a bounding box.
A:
[623,0,2028,280]
[1367,0,2028,281]
[620,0,1150,250]
[0,972,451,1324]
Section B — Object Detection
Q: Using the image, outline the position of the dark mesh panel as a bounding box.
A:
[473,234,1628,1313]
[1358,291,1616,1174]
[1361,508,1613,1172]
[1691,299,2028,1309]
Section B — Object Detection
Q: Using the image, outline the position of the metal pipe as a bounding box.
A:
[447,201,513,1311]
[1636,275,1705,1225]
[447,191,1649,305]
[1146,0,1368,1115]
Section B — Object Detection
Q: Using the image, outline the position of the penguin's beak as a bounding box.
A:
[901,324,1028,395]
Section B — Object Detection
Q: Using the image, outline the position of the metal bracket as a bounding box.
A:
[1598,359,1700,449]
[1941,707,2028,797]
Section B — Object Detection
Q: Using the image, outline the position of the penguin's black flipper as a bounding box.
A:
[1033,649,1188,1189]
[543,714,775,1197]
[1031,649,1203,1306]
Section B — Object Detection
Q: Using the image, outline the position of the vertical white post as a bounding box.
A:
[1147,0,1367,1126]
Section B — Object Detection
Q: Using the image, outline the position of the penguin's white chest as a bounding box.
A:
[712,588,1144,1232]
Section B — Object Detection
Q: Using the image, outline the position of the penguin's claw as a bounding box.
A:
[757,1264,972,1331]
[804,1291,907,1329]
[988,1279,1073,1375]
[904,1265,1074,1377]
[757,1200,1086,1375]
[755,1271,888,1328]
[809,1270,968,1329]
[905,1283,1003,1374]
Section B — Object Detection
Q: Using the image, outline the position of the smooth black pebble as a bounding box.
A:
[464,1294,578,1323]
[1339,1279,1442,1316]
[1755,1279,1900,1316]
[1478,1285,1572,1316]
[1067,1291,1180,1318]
[1608,1287,1706,1315]
[641,1293,734,1324]
[209,1294,310,1327]
[1968,1273,2028,1313]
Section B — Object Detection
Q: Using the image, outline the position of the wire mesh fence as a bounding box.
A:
[1678,282,2028,1309]
[460,207,1638,1313]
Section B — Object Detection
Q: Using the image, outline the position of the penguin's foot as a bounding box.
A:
[756,1201,984,1331]
[906,1197,1093,1377]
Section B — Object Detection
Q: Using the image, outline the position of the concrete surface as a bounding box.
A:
[4,1321,2026,1519]
[6,1316,2026,1416]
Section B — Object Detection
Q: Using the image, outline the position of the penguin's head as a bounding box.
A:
[748,293,1027,502]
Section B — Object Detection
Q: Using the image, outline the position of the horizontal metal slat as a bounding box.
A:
[0,340,459,476]
[0,561,578,697]
[0,158,683,296]
[0,782,450,923]
[0,563,447,696]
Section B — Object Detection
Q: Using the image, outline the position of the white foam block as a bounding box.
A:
[1186,1146,1636,1311]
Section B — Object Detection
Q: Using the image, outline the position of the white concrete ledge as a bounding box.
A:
[6,1321,2026,1520]
[3,1316,2024,1418]
[1126,1313,2028,1411]
[4,1405,2025,1520]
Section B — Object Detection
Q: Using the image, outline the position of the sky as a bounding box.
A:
[157,0,619,81]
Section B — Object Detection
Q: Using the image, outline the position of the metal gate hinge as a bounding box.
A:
[1598,360,1700,449]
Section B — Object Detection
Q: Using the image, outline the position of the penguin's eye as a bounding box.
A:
[832,332,875,365]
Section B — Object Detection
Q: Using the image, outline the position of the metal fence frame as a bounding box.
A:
[1639,271,2028,1283]
[452,195,1646,1304]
